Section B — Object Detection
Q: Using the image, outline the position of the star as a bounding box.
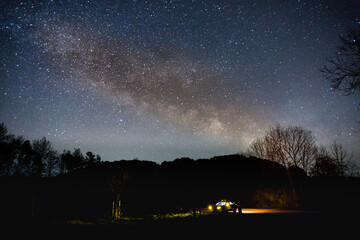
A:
[0,0,359,162]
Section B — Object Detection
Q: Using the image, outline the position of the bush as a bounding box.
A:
[251,188,298,208]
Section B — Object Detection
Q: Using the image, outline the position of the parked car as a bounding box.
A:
[208,200,241,213]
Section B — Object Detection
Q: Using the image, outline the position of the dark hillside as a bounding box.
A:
[2,154,359,221]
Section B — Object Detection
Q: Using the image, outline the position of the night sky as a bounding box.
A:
[1,0,359,162]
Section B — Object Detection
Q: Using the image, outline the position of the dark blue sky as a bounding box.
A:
[1,0,359,162]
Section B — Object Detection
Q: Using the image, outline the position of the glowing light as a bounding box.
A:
[242,209,304,214]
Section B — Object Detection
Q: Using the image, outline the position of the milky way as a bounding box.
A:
[1,0,359,162]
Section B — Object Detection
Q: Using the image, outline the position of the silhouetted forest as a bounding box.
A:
[1,123,360,222]
[2,155,360,221]
[0,123,101,177]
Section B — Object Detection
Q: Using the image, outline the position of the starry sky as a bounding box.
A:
[1,0,359,163]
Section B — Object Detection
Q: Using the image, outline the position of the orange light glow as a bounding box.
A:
[242,209,303,214]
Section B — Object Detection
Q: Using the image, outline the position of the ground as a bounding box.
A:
[5,211,359,239]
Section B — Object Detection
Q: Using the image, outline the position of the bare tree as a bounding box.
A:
[329,141,352,176]
[311,155,340,177]
[248,138,266,159]
[311,141,352,177]
[248,124,318,208]
[320,29,360,97]
[109,172,130,220]
[249,125,317,174]
[347,160,360,177]
[0,123,8,142]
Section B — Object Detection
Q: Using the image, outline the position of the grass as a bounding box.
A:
[62,210,205,225]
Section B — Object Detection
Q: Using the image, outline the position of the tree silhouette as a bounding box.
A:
[109,172,129,219]
[0,123,102,177]
[60,148,84,173]
[249,124,317,174]
[32,137,58,176]
[0,123,8,142]
[60,150,72,174]
[248,124,320,208]
[0,124,24,176]
[311,154,340,177]
[328,141,351,176]
[15,140,34,176]
[347,161,360,177]
[72,148,84,170]
[96,154,101,163]
[85,151,101,167]
[321,29,360,97]
[316,142,353,177]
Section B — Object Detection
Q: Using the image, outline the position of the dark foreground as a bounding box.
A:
[4,211,359,239]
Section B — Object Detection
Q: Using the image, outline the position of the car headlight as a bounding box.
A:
[216,206,221,210]
[208,205,213,210]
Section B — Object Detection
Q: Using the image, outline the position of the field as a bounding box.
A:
[6,210,358,239]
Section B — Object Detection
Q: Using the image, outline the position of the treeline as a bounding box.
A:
[2,155,360,220]
[1,155,299,220]
[0,123,101,177]
[248,124,360,177]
